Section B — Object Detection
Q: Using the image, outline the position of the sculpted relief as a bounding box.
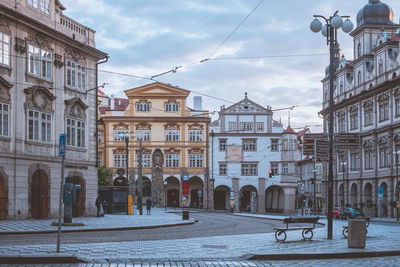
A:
[24,86,55,113]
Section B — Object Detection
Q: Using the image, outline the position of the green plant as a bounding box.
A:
[98,166,113,186]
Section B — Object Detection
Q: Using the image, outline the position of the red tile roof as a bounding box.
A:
[297,128,309,137]
[283,125,296,134]
[98,88,107,96]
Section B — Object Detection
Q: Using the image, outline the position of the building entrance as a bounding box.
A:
[31,170,49,219]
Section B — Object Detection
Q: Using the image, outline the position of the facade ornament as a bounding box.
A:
[164,123,180,130]
[27,33,52,51]
[24,86,55,113]
[113,122,129,130]
[113,148,126,154]
[152,149,164,168]
[136,122,151,130]
[14,37,26,55]
[54,54,64,68]
[136,148,152,154]
[188,148,203,154]
[65,48,86,63]
[163,147,180,154]
[64,97,88,120]
[188,123,204,130]
[0,76,12,103]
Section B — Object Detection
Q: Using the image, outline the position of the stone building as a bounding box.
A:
[0,0,107,219]
[98,82,212,209]
[320,0,400,217]
[210,94,297,214]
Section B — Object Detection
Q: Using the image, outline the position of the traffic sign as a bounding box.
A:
[182,174,189,181]
[58,134,66,156]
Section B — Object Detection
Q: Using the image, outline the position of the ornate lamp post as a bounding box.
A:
[310,12,353,239]
[123,132,134,214]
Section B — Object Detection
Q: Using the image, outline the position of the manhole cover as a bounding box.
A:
[201,244,228,249]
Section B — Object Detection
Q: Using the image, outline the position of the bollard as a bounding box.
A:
[348,218,366,248]
[127,195,133,215]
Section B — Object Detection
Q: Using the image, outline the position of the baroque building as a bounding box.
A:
[321,0,400,217]
[98,82,212,209]
[210,94,297,214]
[0,0,107,219]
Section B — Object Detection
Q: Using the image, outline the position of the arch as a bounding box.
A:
[350,183,358,208]
[214,185,230,210]
[265,185,284,213]
[380,182,388,217]
[364,183,373,216]
[0,169,7,220]
[165,176,180,207]
[135,177,152,197]
[393,72,397,79]
[68,172,86,217]
[31,170,49,219]
[189,176,204,208]
[240,185,257,213]
[338,183,344,207]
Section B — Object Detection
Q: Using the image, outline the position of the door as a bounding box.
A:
[0,174,6,220]
[167,189,179,207]
[72,176,85,217]
[31,170,49,219]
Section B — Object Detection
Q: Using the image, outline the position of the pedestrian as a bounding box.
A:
[96,196,101,217]
[146,197,152,215]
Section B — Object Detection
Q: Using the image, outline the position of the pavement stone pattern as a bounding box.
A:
[0,209,193,234]
[0,217,399,262]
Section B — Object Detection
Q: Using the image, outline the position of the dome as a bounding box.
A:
[356,0,394,28]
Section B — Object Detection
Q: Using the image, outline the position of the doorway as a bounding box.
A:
[31,170,49,219]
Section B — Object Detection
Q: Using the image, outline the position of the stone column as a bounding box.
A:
[207,177,214,210]
[232,178,239,212]
[258,177,266,214]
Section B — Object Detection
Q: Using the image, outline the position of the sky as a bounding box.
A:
[62,0,400,132]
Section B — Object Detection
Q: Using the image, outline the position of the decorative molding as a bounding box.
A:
[113,122,129,130]
[54,54,63,68]
[15,37,26,54]
[65,48,86,63]
[188,148,203,154]
[24,86,55,112]
[164,147,180,154]
[0,76,12,103]
[377,92,389,101]
[349,105,358,112]
[65,97,88,120]
[188,123,204,130]
[136,99,151,104]
[363,139,374,147]
[363,99,374,107]
[27,33,52,51]
[113,148,126,154]
[136,122,151,130]
[164,123,180,130]
[377,136,388,144]
[165,99,179,104]
[135,148,152,154]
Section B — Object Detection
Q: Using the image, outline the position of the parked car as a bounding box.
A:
[339,207,361,219]
[332,207,341,219]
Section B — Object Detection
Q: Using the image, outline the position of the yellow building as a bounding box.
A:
[98,82,212,209]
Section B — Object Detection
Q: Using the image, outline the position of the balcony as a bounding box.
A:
[57,14,96,47]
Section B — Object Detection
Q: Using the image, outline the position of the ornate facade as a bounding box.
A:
[0,0,107,219]
[98,82,212,209]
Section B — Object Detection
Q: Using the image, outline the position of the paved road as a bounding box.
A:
[0,212,291,245]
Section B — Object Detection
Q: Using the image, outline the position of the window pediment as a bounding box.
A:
[349,105,358,113]
[363,139,374,147]
[24,86,55,112]
[65,97,88,120]
[136,122,151,130]
[113,122,129,130]
[65,48,86,64]
[165,99,178,104]
[113,148,126,154]
[363,99,374,107]
[188,148,203,154]
[27,32,52,51]
[164,123,180,130]
[377,93,389,101]
[188,123,203,130]
[164,147,180,154]
[135,148,152,154]
[378,136,388,144]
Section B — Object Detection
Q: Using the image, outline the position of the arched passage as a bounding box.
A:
[338,183,344,207]
[350,183,357,208]
[380,182,388,217]
[364,183,373,216]
[189,176,204,208]
[265,185,284,213]
[0,173,6,220]
[31,170,49,219]
[165,176,180,207]
[135,177,152,197]
[240,185,257,213]
[214,185,230,210]
[72,176,86,217]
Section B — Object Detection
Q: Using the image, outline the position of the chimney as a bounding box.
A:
[193,96,202,110]
[110,94,115,110]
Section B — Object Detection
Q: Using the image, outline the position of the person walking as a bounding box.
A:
[95,196,101,217]
[146,197,152,215]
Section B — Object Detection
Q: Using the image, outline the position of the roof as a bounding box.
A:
[283,125,296,134]
[297,128,310,137]
[98,88,107,97]
[98,97,129,114]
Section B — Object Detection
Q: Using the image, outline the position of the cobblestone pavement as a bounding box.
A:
[1,257,400,266]
[0,209,194,234]
[0,219,399,262]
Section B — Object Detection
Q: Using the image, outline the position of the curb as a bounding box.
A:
[0,255,87,264]
[246,250,400,261]
[0,220,196,235]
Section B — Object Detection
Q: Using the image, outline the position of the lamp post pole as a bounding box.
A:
[396,151,399,220]
[341,161,346,208]
[138,139,143,215]
[310,11,353,240]
[164,180,168,210]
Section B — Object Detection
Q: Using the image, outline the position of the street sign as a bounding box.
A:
[378,186,383,201]
[182,174,189,181]
[58,134,66,156]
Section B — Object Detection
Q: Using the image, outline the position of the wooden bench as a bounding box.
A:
[273,216,319,242]
[342,216,372,238]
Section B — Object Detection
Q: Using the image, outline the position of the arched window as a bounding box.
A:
[340,82,343,94]
[358,71,362,86]
[379,62,383,75]
[357,43,361,58]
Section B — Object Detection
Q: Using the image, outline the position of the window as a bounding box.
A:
[219,163,227,176]
[271,163,279,175]
[282,139,288,150]
[241,163,257,176]
[350,152,359,171]
[338,114,345,133]
[0,32,10,66]
[66,60,86,91]
[189,130,203,142]
[136,130,150,141]
[28,44,52,80]
[282,163,288,174]
[114,154,127,168]
[219,139,226,151]
[66,118,85,147]
[98,156,102,166]
[165,130,179,142]
[240,122,253,131]
[228,122,237,131]
[27,109,52,142]
[165,154,180,168]
[339,83,343,94]
[364,104,373,126]
[379,144,390,168]
[28,0,50,14]
[242,139,257,151]
[357,43,361,58]
[114,129,128,141]
[379,98,389,121]
[379,62,383,75]
[137,154,151,168]
[364,147,373,169]
[271,139,279,152]
[97,132,102,144]
[165,103,179,112]
[189,154,203,168]
[350,110,358,130]
[357,71,362,86]
[257,122,264,131]
[136,103,150,112]
[395,95,400,117]
[0,102,9,137]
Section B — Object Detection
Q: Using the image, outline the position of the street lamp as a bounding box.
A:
[310,11,353,240]
[394,151,400,220]
[122,133,134,215]
[312,167,318,214]
[163,180,168,210]
[340,161,347,208]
